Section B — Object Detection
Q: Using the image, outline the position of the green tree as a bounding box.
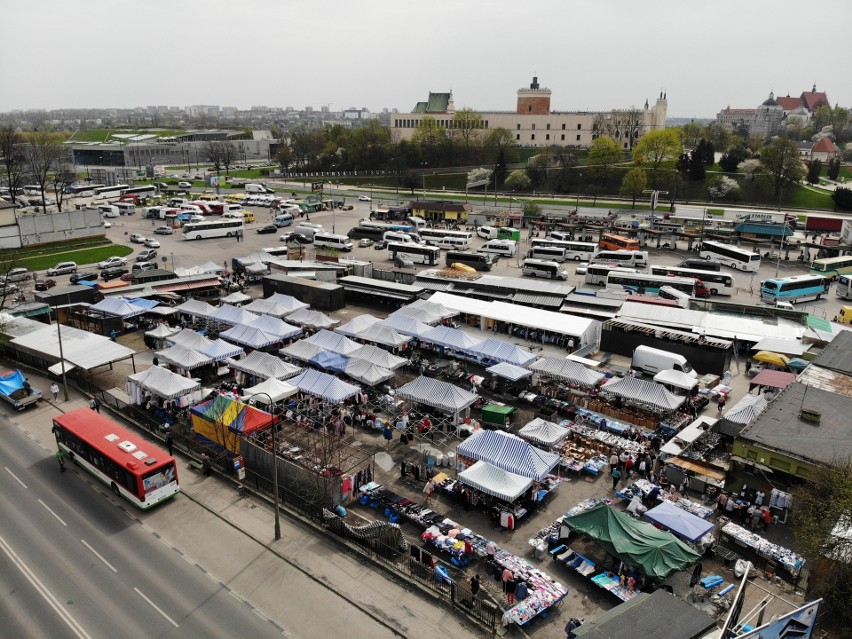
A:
[620,168,647,207]
[703,122,732,152]
[631,129,682,187]
[807,159,823,184]
[522,201,542,218]
[759,137,806,198]
[676,121,705,148]
[812,105,833,131]
[412,116,449,166]
[719,145,749,173]
[688,150,706,181]
[274,143,293,173]
[832,186,852,211]
[828,157,841,181]
[504,169,531,192]
[24,131,66,211]
[451,108,483,160]
[791,457,852,638]
[0,126,27,204]
[587,136,624,199]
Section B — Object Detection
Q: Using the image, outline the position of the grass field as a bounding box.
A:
[66,129,188,143]
[8,239,133,272]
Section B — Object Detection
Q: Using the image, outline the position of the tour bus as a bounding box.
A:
[348,225,385,241]
[387,242,440,265]
[383,231,416,244]
[360,219,413,233]
[314,233,353,252]
[65,183,105,197]
[592,249,648,267]
[531,238,598,262]
[52,407,179,509]
[599,232,641,252]
[93,184,129,200]
[606,272,708,297]
[114,202,135,216]
[121,185,158,200]
[658,286,692,307]
[699,240,761,272]
[810,255,852,281]
[760,275,830,305]
[446,251,495,272]
[522,259,568,280]
[527,245,567,262]
[497,227,521,242]
[837,274,852,300]
[649,264,735,296]
[417,228,473,247]
[480,239,518,258]
[584,264,639,286]
[182,218,245,240]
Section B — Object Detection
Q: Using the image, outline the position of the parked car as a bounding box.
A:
[100,266,129,281]
[137,249,158,261]
[46,261,77,276]
[98,256,128,269]
[129,233,147,244]
[575,262,589,275]
[70,271,97,283]
[5,268,31,282]
[120,272,137,282]
[279,232,311,244]
[178,181,192,188]
[35,278,56,291]
[374,240,388,250]
[103,221,112,228]
[358,195,371,202]
[154,226,174,235]
[358,238,374,248]
[256,224,277,234]
[144,238,161,248]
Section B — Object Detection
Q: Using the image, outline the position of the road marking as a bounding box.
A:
[38,499,67,526]
[80,539,117,573]
[4,466,27,488]
[134,587,179,628]
[0,535,93,639]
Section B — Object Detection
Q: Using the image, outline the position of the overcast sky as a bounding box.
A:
[2,0,850,118]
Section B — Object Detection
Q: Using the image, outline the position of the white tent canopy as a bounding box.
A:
[168,328,213,351]
[90,297,150,318]
[286,368,361,402]
[265,294,309,314]
[600,376,685,412]
[653,369,698,391]
[243,298,300,318]
[304,329,361,355]
[244,314,302,339]
[529,357,605,387]
[200,261,226,273]
[286,308,339,329]
[11,324,135,371]
[280,340,326,362]
[221,291,252,305]
[469,339,537,366]
[226,350,301,380]
[396,376,478,414]
[348,344,408,371]
[458,460,533,502]
[155,344,213,370]
[723,393,769,425]
[145,324,180,340]
[390,306,443,325]
[242,377,299,403]
[377,314,432,338]
[199,338,244,361]
[420,325,483,352]
[517,418,571,447]
[486,362,533,382]
[407,299,458,320]
[751,337,807,357]
[209,304,259,326]
[355,324,411,348]
[175,299,216,318]
[344,359,394,386]
[337,314,381,337]
[220,325,282,349]
[127,366,200,399]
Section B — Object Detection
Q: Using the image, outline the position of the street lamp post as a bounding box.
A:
[252,391,281,541]
[53,305,69,402]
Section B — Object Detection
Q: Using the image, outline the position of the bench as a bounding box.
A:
[188,460,204,473]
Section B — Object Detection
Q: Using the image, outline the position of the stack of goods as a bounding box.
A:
[659,493,714,520]
[495,548,568,626]
[721,523,806,578]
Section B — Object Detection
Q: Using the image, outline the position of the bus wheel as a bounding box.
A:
[574,256,581,261]
[711,289,718,295]
[111,483,120,497]
[226,232,233,237]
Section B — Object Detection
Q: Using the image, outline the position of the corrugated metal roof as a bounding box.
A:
[511,292,564,307]
[155,278,220,293]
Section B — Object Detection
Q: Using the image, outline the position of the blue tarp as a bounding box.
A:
[309,351,349,372]
[644,501,715,543]
[0,370,27,396]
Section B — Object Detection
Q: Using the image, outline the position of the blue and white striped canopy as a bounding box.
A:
[457,430,560,481]
[472,339,537,366]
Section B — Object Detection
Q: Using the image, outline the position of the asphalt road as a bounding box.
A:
[0,415,286,639]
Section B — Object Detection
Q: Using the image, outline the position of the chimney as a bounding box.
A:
[530,76,539,90]
[800,408,821,424]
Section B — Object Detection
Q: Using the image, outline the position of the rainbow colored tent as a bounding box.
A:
[190,395,273,454]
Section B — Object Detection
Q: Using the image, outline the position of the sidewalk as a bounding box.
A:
[8,362,489,639]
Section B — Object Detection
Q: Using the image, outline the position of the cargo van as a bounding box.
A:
[384,231,415,244]
[436,236,471,251]
[631,345,697,378]
[549,230,573,242]
[294,223,325,240]
[274,212,295,227]
[521,259,568,280]
[407,217,426,230]
[168,198,188,207]
[835,306,852,325]
[245,183,273,194]
[480,239,518,258]
[98,204,120,218]
[314,233,353,252]
[477,225,499,240]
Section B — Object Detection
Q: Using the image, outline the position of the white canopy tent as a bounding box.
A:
[286,308,339,329]
[200,261,226,273]
[209,304,259,326]
[155,344,214,370]
[145,324,180,340]
[486,362,533,382]
[344,359,394,386]
[127,366,201,401]
[243,298,301,318]
[407,299,459,320]
[280,340,326,362]
[420,325,483,352]
[175,299,216,318]
[653,369,698,391]
[600,376,685,412]
[348,344,408,371]
[304,329,361,355]
[242,377,299,403]
[264,294,309,314]
[220,325,282,349]
[469,339,537,366]
[396,376,478,415]
[377,314,432,338]
[517,418,571,448]
[243,314,302,340]
[221,291,252,305]
[226,350,301,380]
[458,460,533,503]
[90,297,152,318]
[723,393,769,425]
[168,328,213,351]
[529,357,605,388]
[10,324,135,372]
[355,324,411,348]
[751,337,807,357]
[199,338,244,362]
[286,369,361,402]
[390,306,443,325]
[337,314,381,337]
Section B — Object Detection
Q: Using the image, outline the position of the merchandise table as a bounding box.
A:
[552,546,638,603]
[659,493,715,520]
[719,522,805,583]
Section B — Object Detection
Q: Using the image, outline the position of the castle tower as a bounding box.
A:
[516,76,551,115]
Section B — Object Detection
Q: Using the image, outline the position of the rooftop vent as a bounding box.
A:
[800,408,821,424]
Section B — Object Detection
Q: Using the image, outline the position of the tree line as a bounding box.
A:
[1,127,76,212]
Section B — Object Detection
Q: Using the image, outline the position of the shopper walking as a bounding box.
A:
[469,574,481,605]
[611,467,622,490]
[55,448,66,472]
[50,382,60,402]
[717,395,726,416]
[165,433,174,457]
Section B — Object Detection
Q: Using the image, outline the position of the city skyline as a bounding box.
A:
[1,0,851,117]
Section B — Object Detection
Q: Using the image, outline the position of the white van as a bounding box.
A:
[593,250,648,267]
[528,246,567,262]
[549,230,573,242]
[436,236,470,251]
[168,198,188,208]
[631,345,697,378]
[115,202,135,215]
[384,231,416,244]
[314,233,353,252]
[659,286,692,308]
[407,217,426,230]
[223,204,243,215]
[245,183,273,194]
[477,225,499,240]
[480,239,518,257]
[294,223,325,240]
[274,212,295,227]
[521,259,568,280]
[98,204,120,218]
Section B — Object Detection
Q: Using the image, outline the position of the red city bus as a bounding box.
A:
[598,233,640,252]
[53,408,179,509]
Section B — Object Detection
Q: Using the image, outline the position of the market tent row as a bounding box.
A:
[90,297,156,318]
[420,325,483,353]
[286,308,339,329]
[529,357,605,388]
[200,338,245,362]
[457,429,560,481]
[354,324,411,349]
[344,358,394,386]
[396,376,478,415]
[156,344,214,370]
[458,460,533,502]
[337,314,381,337]
[226,350,301,381]
[264,293,310,314]
[190,395,273,454]
[348,344,408,371]
[244,314,302,339]
[468,339,537,367]
[600,376,685,412]
[559,503,700,580]
[286,368,361,402]
[486,362,533,382]
[209,304,259,326]
[653,369,698,391]
[242,377,298,404]
[221,325,285,349]
[9,322,136,373]
[517,418,571,448]
[644,501,714,543]
[304,329,362,355]
[175,299,217,319]
[168,328,213,351]
[377,314,433,338]
[127,366,202,404]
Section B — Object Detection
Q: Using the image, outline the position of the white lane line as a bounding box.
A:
[80,539,118,573]
[4,466,27,488]
[38,499,67,526]
[134,587,179,628]
[0,535,93,639]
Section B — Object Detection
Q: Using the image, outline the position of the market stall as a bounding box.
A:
[263,293,310,315]
[337,314,381,337]
[653,369,698,392]
[718,522,805,584]
[126,365,203,407]
[226,350,301,383]
[396,376,478,435]
[208,304,259,327]
[200,338,245,362]
[286,308,339,329]
[190,395,274,455]
[221,291,252,305]
[354,324,411,349]
[419,325,483,355]
[529,357,605,388]
[486,362,533,382]
[242,377,298,405]
[144,323,180,350]
[168,328,213,351]
[89,296,154,319]
[174,299,216,320]
[344,359,394,386]
[304,329,362,355]
[468,339,537,366]
[517,418,571,449]
[644,501,714,548]
[308,351,349,373]
[376,314,433,338]
[220,325,283,350]
[458,460,533,503]
[280,340,325,363]
[243,315,302,340]
[599,377,685,413]
[286,368,361,403]
[456,429,561,482]
[155,343,214,372]
[348,344,408,371]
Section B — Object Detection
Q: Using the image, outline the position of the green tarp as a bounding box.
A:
[561,503,700,580]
